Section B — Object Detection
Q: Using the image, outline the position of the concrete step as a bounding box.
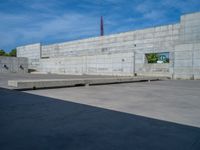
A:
[8,77,161,90]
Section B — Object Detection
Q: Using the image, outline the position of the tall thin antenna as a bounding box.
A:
[100,16,104,36]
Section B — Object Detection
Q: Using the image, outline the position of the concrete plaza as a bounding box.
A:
[26,80,200,128]
[0,73,200,149]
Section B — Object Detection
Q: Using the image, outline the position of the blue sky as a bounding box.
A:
[0,0,200,52]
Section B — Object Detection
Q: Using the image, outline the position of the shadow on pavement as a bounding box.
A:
[0,88,200,150]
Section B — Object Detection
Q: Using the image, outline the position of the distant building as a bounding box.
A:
[17,12,200,79]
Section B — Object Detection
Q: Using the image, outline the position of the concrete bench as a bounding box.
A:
[8,77,160,90]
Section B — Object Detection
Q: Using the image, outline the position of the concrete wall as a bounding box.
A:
[40,24,179,58]
[17,43,41,70]
[174,12,200,79]
[36,23,179,77]
[39,52,134,76]
[16,12,200,79]
[179,12,200,44]
[0,57,28,73]
[174,43,200,79]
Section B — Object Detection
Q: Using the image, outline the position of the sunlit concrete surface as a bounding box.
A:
[27,80,200,128]
[8,77,159,90]
[0,73,112,89]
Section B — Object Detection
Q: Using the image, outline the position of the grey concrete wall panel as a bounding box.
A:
[180,12,200,44]
[0,57,28,73]
[174,42,200,79]
[17,43,41,70]
[38,52,134,76]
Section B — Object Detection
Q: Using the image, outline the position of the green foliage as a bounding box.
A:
[146,53,159,63]
[0,49,6,56]
[9,49,16,57]
[0,48,16,57]
[4,53,10,56]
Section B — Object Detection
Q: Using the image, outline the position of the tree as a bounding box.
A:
[146,53,159,63]
[9,49,16,57]
[0,49,6,56]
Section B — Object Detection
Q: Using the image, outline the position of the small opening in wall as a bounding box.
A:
[145,52,169,64]
[19,65,24,70]
[41,57,49,59]
[3,64,8,69]
[101,48,108,52]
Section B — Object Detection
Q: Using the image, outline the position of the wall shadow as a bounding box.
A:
[0,88,200,150]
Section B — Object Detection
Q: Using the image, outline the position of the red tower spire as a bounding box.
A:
[100,16,104,36]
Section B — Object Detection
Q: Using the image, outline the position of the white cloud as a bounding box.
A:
[0,11,99,49]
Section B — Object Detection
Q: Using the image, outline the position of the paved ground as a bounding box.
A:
[0,73,200,149]
[0,87,200,150]
[27,80,200,128]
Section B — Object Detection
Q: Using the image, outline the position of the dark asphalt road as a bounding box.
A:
[0,88,200,150]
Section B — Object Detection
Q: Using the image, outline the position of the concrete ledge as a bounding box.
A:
[8,77,161,90]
